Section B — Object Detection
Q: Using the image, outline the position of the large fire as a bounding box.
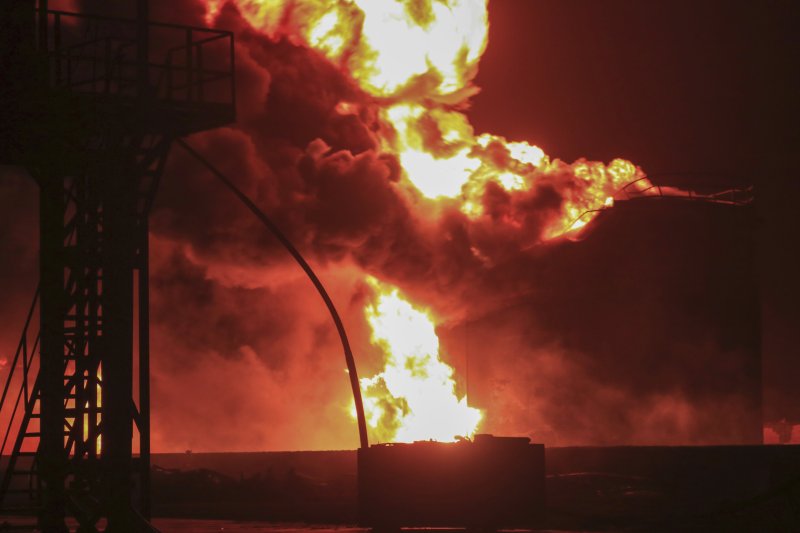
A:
[208,0,488,99]
[205,0,661,442]
[217,0,655,238]
[360,279,482,443]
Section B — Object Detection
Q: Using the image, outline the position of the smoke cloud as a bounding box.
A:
[0,0,766,450]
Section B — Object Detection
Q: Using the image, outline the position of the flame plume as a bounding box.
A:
[215,0,655,238]
[209,0,488,99]
[360,278,482,443]
[204,0,661,443]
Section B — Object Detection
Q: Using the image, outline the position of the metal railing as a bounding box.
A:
[567,179,754,233]
[0,288,40,461]
[41,9,235,108]
[619,177,754,206]
[0,287,41,511]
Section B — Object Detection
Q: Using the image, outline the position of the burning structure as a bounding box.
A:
[0,0,235,529]
[190,0,755,450]
[0,1,778,529]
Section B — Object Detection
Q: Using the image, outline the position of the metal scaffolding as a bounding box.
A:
[0,1,235,530]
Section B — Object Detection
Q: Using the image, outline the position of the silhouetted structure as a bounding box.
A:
[0,1,234,530]
[358,435,546,529]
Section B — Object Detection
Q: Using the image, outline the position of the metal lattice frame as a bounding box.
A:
[0,1,235,530]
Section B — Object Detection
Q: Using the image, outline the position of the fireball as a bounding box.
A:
[205,0,662,443]
[220,0,652,238]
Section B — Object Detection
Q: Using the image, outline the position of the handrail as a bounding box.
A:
[0,287,40,459]
[59,35,136,55]
[40,9,236,110]
[0,369,35,459]
[619,177,754,205]
[42,9,234,38]
[0,288,39,416]
[566,179,755,233]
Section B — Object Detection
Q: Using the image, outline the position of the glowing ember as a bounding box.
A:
[359,279,482,443]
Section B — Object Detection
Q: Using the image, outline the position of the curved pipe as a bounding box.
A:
[176,138,369,450]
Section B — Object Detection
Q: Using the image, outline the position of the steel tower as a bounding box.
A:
[0,1,235,530]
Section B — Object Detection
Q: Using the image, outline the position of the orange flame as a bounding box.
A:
[359,278,482,443]
[212,0,488,99]
[220,0,656,239]
[207,0,664,442]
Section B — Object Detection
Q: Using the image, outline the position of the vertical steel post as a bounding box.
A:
[101,147,137,531]
[137,0,149,98]
[38,173,68,533]
[103,211,135,530]
[186,29,193,101]
[38,0,47,51]
[138,218,151,520]
[137,1,152,520]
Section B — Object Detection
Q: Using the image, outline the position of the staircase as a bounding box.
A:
[0,289,42,520]
[0,4,234,529]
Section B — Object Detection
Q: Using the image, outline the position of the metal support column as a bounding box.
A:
[38,173,68,532]
[101,154,137,531]
[0,2,235,528]
[138,218,152,521]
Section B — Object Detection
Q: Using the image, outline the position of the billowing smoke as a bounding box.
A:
[0,0,763,450]
[144,0,755,449]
